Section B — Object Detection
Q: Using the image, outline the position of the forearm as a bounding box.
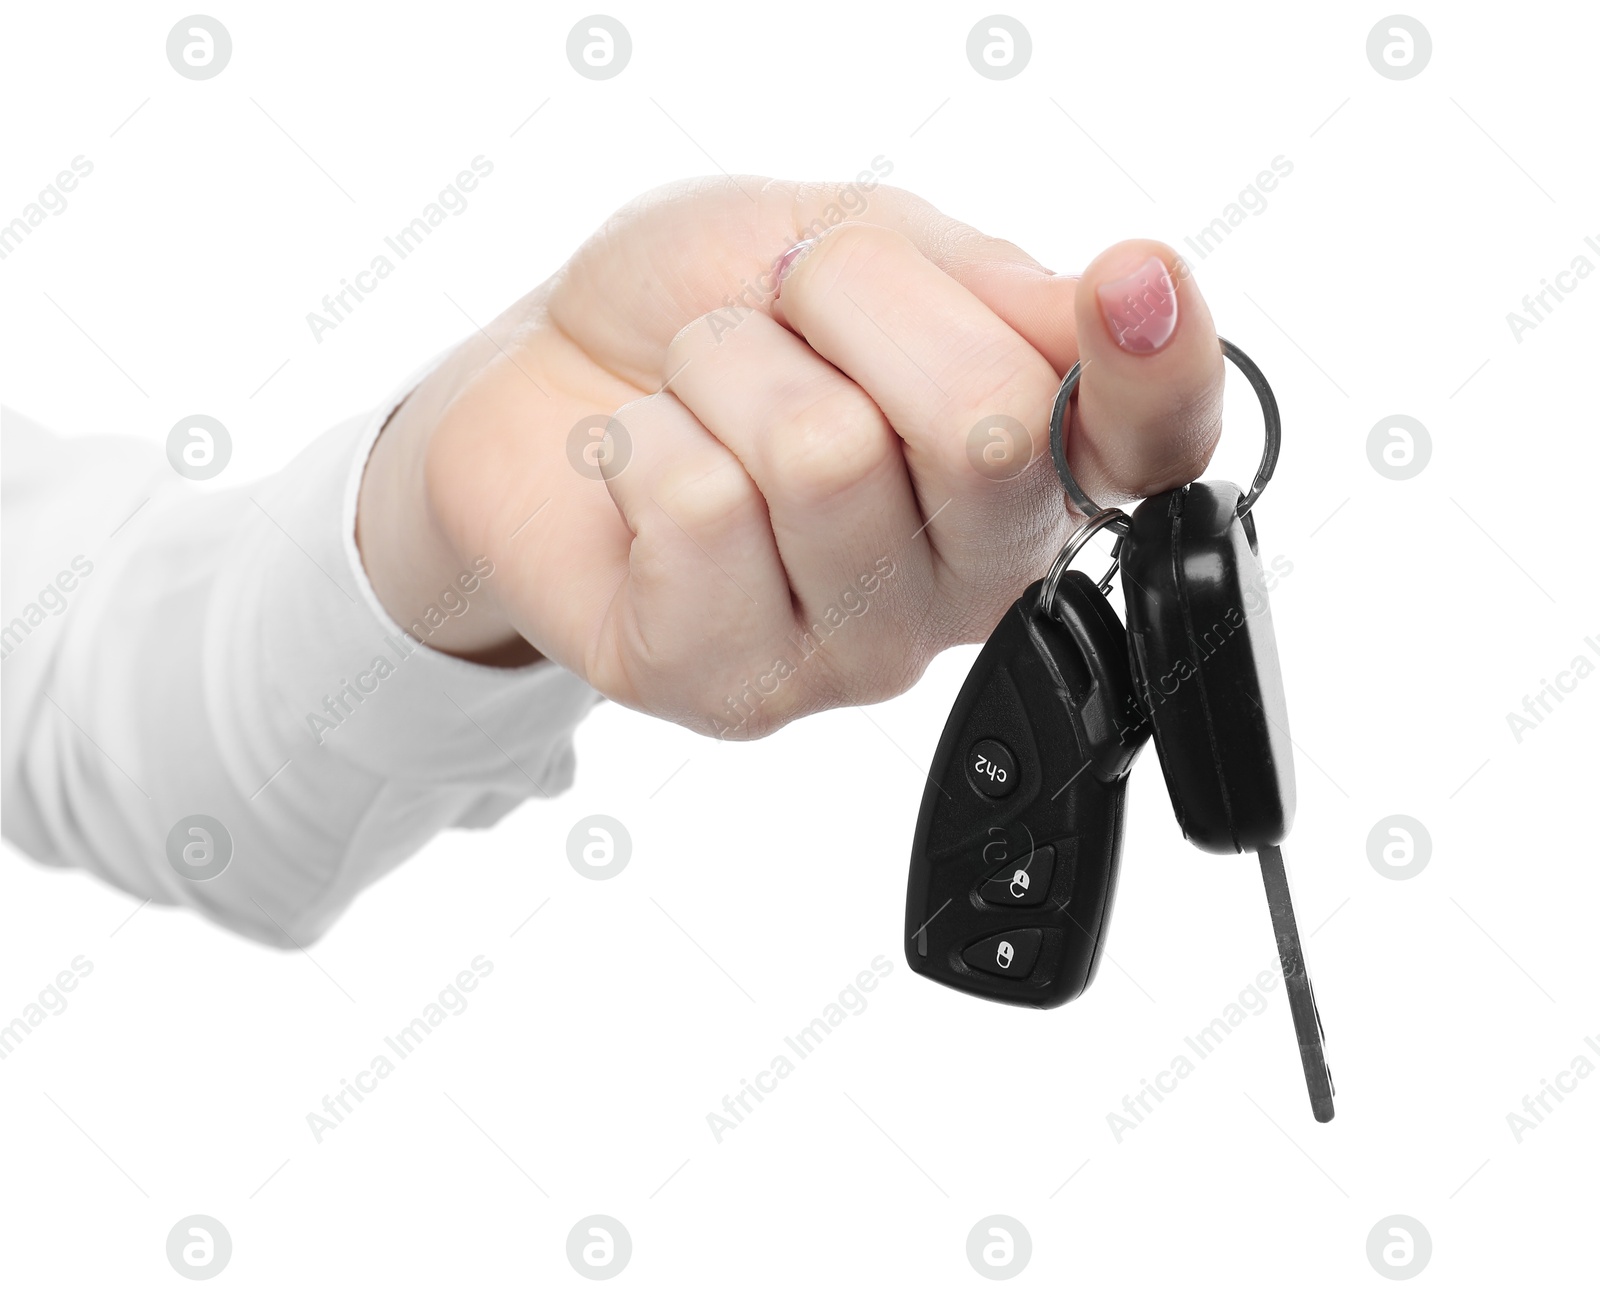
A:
[3,391,600,945]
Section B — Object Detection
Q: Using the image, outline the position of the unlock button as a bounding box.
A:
[979,845,1055,906]
[963,929,1043,979]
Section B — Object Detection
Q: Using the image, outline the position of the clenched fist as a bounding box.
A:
[357,176,1224,737]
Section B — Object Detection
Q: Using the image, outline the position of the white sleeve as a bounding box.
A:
[1,376,601,947]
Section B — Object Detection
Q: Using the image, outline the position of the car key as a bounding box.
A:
[1120,480,1334,1121]
[903,534,1150,1009]
[1053,337,1335,1122]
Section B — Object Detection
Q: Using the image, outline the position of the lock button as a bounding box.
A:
[978,845,1056,906]
[962,929,1043,979]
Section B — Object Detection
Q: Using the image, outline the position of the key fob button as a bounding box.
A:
[963,929,1043,979]
[965,738,1018,799]
[978,844,1055,906]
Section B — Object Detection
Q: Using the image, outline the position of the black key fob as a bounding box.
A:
[904,571,1150,1008]
[1121,480,1295,853]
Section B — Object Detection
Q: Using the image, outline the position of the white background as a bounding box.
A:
[3,0,1597,1291]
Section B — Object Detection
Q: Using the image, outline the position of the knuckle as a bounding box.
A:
[650,456,763,542]
[926,344,1057,479]
[765,385,893,508]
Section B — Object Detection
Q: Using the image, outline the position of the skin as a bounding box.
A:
[356,177,1224,738]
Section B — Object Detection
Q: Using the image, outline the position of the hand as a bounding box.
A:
[357,176,1224,737]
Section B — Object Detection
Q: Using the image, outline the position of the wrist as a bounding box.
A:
[356,372,540,666]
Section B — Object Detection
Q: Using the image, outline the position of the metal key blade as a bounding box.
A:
[1257,845,1335,1122]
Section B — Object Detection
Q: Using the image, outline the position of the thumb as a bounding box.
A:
[1064,240,1224,508]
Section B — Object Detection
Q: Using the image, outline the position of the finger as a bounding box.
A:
[784,182,1074,352]
[768,221,1069,626]
[1065,240,1224,504]
[770,194,1223,503]
[593,392,795,727]
[546,178,1067,386]
[663,308,933,678]
[785,215,1221,501]
[548,178,1217,538]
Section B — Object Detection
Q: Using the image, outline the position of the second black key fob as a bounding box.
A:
[1120,479,1296,853]
[904,571,1150,1008]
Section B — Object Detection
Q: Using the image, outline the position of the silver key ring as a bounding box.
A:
[1037,507,1130,616]
[1048,336,1282,520]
